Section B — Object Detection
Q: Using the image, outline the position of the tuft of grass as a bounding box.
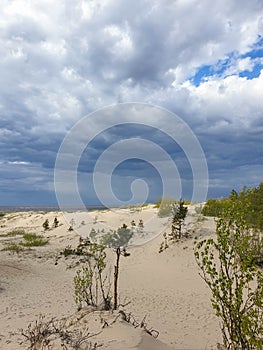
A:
[0,229,26,237]
[21,233,48,247]
[2,243,24,253]
[0,212,5,218]
[23,233,40,241]
[1,232,49,251]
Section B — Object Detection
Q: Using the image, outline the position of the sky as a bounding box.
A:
[0,0,263,206]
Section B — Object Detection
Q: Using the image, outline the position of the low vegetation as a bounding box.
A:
[60,233,131,311]
[195,200,263,349]
[2,242,24,253]
[21,233,49,247]
[42,219,50,230]
[100,224,133,248]
[156,196,176,217]
[202,183,263,231]
[88,223,135,248]
[19,314,102,350]
[60,239,112,310]
[159,199,188,252]
[171,199,188,240]
[0,228,26,237]
[1,231,48,251]
[53,217,59,228]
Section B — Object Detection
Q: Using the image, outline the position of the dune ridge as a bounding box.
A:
[0,205,221,349]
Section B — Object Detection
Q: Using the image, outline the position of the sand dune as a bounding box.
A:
[0,205,221,349]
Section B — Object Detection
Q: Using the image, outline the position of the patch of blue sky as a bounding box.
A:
[243,35,263,60]
[239,63,263,79]
[190,56,233,86]
[239,37,263,79]
[191,41,263,86]
[191,65,212,86]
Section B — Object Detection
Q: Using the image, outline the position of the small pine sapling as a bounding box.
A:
[53,217,59,228]
[170,199,188,240]
[42,219,49,231]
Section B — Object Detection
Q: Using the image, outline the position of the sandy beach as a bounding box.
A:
[0,205,221,349]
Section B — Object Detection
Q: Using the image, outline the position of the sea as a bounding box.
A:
[0,205,107,213]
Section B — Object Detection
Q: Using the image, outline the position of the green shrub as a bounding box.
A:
[100,224,133,248]
[202,183,263,232]
[195,201,263,349]
[202,198,230,217]
[62,246,76,257]
[74,266,94,306]
[0,212,5,218]
[72,244,111,310]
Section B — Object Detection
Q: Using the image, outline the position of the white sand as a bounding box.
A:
[0,205,221,349]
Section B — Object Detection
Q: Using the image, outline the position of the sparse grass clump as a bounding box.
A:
[156,197,176,217]
[21,233,48,247]
[20,314,101,350]
[2,243,24,253]
[1,232,48,251]
[0,229,26,237]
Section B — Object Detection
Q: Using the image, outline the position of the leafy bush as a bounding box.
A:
[202,183,263,232]
[72,244,111,310]
[74,266,95,306]
[60,237,131,312]
[100,224,133,248]
[246,183,263,231]
[202,198,230,217]
[195,201,263,349]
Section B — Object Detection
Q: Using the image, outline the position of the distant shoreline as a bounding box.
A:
[0,203,155,213]
[0,205,107,213]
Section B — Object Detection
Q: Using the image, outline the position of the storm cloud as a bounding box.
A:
[0,0,262,205]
